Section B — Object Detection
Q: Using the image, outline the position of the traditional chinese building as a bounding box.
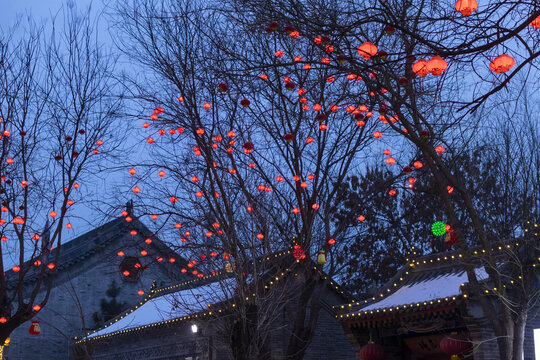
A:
[4,205,191,359]
[336,247,540,360]
[73,252,357,360]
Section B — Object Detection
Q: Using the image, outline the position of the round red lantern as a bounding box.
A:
[29,321,41,335]
[412,59,429,77]
[243,142,254,154]
[455,0,478,16]
[284,133,294,143]
[440,334,472,358]
[489,54,515,73]
[426,56,448,75]
[359,342,386,360]
[358,42,378,60]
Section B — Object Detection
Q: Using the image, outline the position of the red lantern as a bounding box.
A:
[284,82,295,90]
[489,54,515,73]
[426,56,448,75]
[412,59,429,77]
[455,0,478,16]
[264,22,279,33]
[243,142,254,154]
[218,83,228,92]
[359,342,386,360]
[445,228,458,246]
[284,133,294,143]
[440,334,472,358]
[384,25,395,35]
[29,321,40,335]
[358,42,378,59]
[293,244,305,260]
[531,15,540,28]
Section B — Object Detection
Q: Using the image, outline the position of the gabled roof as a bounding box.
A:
[6,215,190,287]
[83,276,238,341]
[335,245,513,324]
[75,249,353,343]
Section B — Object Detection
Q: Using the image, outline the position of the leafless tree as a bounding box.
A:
[0,8,122,345]
[112,0,379,358]
[224,0,540,359]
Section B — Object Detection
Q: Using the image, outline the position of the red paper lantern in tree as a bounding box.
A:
[240,99,251,107]
[243,142,254,154]
[403,166,413,174]
[384,25,395,35]
[489,54,515,73]
[29,321,40,335]
[358,42,378,59]
[293,244,305,259]
[455,0,478,16]
[412,59,429,77]
[445,227,458,246]
[531,15,540,28]
[435,145,445,153]
[440,334,472,359]
[266,21,279,32]
[218,83,228,92]
[284,133,294,143]
[359,342,386,360]
[284,81,295,90]
[284,26,295,34]
[426,56,448,75]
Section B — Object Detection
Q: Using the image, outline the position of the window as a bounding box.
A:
[119,256,143,282]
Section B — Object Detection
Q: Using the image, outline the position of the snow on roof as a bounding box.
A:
[358,268,487,312]
[87,278,237,339]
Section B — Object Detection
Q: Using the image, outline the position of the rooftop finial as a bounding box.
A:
[126,199,134,216]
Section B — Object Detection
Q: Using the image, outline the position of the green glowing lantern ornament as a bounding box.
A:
[431,221,447,236]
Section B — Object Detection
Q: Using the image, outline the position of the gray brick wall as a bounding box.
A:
[76,275,356,360]
[5,229,184,360]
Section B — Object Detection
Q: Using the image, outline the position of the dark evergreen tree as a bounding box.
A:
[99,281,129,322]
[331,146,534,296]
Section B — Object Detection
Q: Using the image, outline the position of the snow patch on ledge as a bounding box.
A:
[87,278,237,339]
[358,268,488,312]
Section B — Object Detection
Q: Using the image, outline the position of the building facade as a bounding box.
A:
[336,249,540,360]
[5,211,190,359]
[74,253,357,360]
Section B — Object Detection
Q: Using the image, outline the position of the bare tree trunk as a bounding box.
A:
[511,307,528,360]
[285,273,321,360]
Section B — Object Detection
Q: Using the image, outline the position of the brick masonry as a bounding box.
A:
[4,218,188,360]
